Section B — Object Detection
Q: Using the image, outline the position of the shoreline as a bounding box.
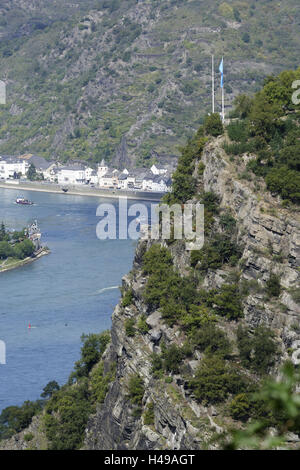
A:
[0,182,164,202]
[0,249,50,274]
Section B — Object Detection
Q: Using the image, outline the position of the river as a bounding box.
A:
[0,188,150,412]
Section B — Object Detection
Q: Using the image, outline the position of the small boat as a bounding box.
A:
[61,188,69,193]
[16,197,34,205]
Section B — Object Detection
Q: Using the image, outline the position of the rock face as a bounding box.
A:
[83,139,299,450]
[84,259,211,450]
[1,139,299,450]
[201,140,300,332]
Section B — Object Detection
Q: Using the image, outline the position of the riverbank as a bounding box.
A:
[0,248,50,274]
[0,181,164,202]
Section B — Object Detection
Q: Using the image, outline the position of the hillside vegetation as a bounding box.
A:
[0,0,300,166]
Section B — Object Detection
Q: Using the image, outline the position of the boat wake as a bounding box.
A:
[91,286,119,296]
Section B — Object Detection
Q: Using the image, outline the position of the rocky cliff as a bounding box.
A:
[1,137,299,450]
[83,137,300,450]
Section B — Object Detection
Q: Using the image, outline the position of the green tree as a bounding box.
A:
[27,163,38,181]
[204,113,224,137]
[41,381,60,399]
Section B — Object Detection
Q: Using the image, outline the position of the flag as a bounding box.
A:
[219,58,224,88]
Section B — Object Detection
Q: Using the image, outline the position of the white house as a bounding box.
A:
[118,172,129,190]
[84,167,98,184]
[57,165,86,185]
[150,164,168,176]
[99,169,119,188]
[0,156,29,179]
[142,174,172,192]
[152,175,172,192]
[43,163,59,182]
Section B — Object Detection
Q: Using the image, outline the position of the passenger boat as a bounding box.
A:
[15,196,34,205]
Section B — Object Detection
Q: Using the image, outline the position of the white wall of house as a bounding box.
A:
[99,175,114,188]
[118,178,128,190]
[43,164,58,182]
[142,179,154,191]
[57,168,86,185]
[0,160,28,179]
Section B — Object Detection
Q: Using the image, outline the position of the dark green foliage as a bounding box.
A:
[27,163,39,181]
[13,238,36,260]
[151,353,164,378]
[125,318,136,337]
[190,234,242,271]
[122,288,134,307]
[226,363,300,449]
[90,361,116,404]
[229,393,252,422]
[191,324,231,358]
[0,241,14,259]
[237,325,278,375]
[227,120,249,143]
[143,245,173,275]
[137,315,150,334]
[0,224,35,261]
[212,284,243,320]
[143,245,199,326]
[162,344,184,374]
[266,166,300,203]
[232,95,253,119]
[189,356,248,404]
[266,273,281,298]
[0,223,9,242]
[44,380,92,450]
[143,402,155,426]
[41,381,60,399]
[72,331,110,379]
[204,113,224,137]
[128,374,144,417]
[226,68,300,204]
[164,128,207,204]
[0,400,43,441]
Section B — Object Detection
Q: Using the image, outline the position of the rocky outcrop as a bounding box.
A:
[202,139,299,331]
[84,248,216,450]
[83,138,299,450]
[1,138,299,450]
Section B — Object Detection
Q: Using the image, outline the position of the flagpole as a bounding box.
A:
[221,56,225,123]
[212,54,215,114]
[222,85,225,123]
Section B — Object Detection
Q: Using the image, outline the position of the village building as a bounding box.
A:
[0,156,29,179]
[150,164,168,176]
[57,164,86,185]
[97,159,109,179]
[18,154,56,178]
[99,169,119,188]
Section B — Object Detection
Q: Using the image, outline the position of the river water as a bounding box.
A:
[0,188,149,411]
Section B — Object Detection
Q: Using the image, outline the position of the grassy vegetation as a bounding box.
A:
[224,68,300,204]
[0,1,299,164]
[0,331,113,448]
